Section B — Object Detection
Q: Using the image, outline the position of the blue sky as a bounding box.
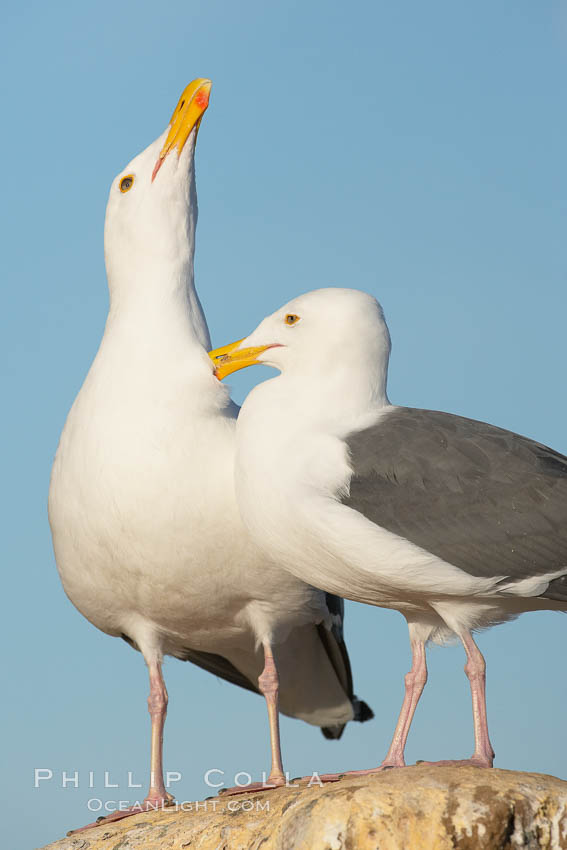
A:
[3,1,567,847]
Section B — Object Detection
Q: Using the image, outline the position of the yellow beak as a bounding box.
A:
[152,78,212,182]
[209,340,277,380]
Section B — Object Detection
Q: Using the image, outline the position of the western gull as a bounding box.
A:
[48,91,372,830]
[209,286,567,773]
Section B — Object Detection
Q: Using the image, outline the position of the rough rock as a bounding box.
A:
[38,765,567,850]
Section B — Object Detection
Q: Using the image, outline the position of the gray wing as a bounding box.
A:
[161,623,373,739]
[177,647,259,694]
[343,407,567,598]
[120,633,260,693]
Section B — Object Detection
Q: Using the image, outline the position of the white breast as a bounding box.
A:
[49,331,325,658]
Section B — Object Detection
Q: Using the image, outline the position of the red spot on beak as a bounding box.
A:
[194,89,210,110]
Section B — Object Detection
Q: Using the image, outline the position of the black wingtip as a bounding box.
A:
[321,723,346,740]
[320,696,374,740]
[353,697,374,723]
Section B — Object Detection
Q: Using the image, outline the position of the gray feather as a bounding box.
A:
[343,407,567,595]
[176,647,260,694]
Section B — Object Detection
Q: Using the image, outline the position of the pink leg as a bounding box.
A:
[220,642,286,796]
[420,631,494,768]
[259,643,286,785]
[68,659,174,834]
[380,638,427,768]
[146,661,175,803]
[462,631,495,766]
[320,638,428,781]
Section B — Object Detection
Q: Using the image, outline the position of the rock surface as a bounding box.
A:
[39,765,567,850]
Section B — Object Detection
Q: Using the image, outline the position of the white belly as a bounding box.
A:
[48,364,324,658]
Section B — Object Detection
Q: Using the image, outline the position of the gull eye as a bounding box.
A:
[119,175,134,193]
[285,314,300,326]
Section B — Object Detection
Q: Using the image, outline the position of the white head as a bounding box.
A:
[104,79,211,314]
[210,288,392,409]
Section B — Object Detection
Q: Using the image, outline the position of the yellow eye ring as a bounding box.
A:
[119,174,134,193]
[285,314,300,326]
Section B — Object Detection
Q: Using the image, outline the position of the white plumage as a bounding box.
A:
[49,88,368,828]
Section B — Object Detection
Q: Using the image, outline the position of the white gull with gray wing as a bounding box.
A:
[210,286,567,773]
